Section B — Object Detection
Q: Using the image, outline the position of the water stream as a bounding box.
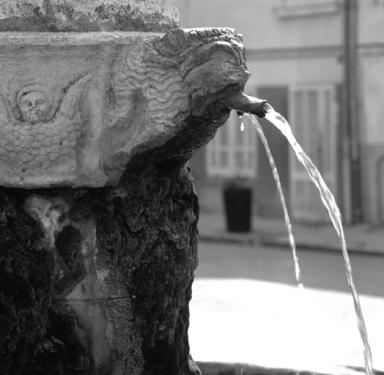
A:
[247,115,302,286]
[244,108,373,375]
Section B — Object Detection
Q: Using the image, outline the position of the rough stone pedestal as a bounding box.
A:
[0,2,258,375]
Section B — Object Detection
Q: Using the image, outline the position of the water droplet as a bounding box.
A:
[238,112,245,132]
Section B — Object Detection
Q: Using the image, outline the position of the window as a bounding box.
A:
[206,111,257,178]
[276,0,340,19]
[289,84,337,221]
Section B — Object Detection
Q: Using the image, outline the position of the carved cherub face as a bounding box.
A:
[18,90,51,124]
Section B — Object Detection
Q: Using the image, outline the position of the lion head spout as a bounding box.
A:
[151,27,250,115]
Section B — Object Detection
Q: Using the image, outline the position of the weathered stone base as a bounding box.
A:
[0,163,201,375]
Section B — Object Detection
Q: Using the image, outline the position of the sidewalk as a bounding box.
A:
[198,211,384,255]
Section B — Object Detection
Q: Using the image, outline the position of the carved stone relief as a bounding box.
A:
[0,73,91,185]
[0,28,248,188]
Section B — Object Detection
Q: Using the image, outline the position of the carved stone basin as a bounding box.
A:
[0,28,249,188]
[0,7,270,370]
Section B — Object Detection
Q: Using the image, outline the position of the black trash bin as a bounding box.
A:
[223,184,252,232]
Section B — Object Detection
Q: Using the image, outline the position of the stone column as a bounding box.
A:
[0,2,260,375]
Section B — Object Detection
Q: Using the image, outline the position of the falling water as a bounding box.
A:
[240,118,245,132]
[246,115,302,286]
[245,108,373,375]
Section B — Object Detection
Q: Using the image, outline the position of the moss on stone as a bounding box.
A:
[0,2,178,32]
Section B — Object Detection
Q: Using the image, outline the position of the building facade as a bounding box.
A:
[181,0,384,225]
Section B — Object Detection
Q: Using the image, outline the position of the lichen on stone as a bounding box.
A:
[0,0,179,32]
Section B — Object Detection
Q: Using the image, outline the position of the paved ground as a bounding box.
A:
[198,212,384,255]
[189,240,384,374]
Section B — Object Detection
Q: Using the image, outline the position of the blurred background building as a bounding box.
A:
[180,0,384,225]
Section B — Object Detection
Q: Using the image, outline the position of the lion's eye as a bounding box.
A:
[211,49,238,65]
[224,62,235,70]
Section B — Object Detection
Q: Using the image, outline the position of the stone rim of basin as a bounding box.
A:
[0,27,264,188]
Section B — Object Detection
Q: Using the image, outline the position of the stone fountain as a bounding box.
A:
[0,1,267,374]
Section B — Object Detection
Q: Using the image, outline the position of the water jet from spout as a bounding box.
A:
[244,104,373,375]
[243,114,302,286]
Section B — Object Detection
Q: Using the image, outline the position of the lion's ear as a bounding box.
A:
[154,28,189,56]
